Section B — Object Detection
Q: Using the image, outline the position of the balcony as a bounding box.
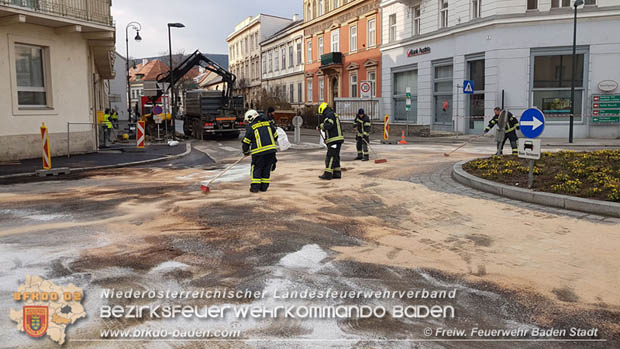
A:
[321,52,344,66]
[0,0,113,27]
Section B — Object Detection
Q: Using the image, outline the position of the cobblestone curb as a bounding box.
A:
[452,160,620,218]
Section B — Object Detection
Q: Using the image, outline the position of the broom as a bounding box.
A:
[363,138,387,164]
[201,155,248,193]
[443,134,485,157]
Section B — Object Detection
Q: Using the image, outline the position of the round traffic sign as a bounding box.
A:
[360,81,371,93]
[153,106,163,115]
[292,115,303,127]
[519,108,546,139]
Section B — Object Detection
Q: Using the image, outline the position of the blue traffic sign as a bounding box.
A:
[519,108,546,139]
[153,106,163,115]
[463,80,474,94]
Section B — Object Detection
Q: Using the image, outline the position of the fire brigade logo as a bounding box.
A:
[23,306,49,338]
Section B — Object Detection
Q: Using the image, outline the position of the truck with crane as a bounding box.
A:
[148,50,245,139]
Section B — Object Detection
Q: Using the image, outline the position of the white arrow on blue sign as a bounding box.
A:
[463,80,474,94]
[519,108,546,139]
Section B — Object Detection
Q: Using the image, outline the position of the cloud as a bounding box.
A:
[113,0,303,58]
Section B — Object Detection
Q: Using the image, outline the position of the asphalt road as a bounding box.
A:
[1,137,618,348]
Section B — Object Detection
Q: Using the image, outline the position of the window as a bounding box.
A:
[319,0,324,16]
[472,0,481,19]
[282,47,286,70]
[389,14,397,42]
[298,82,303,103]
[532,53,586,122]
[331,0,340,11]
[350,73,358,98]
[551,0,571,7]
[307,79,313,102]
[262,55,266,76]
[318,37,324,56]
[269,51,273,72]
[274,49,279,71]
[307,41,313,63]
[440,0,449,28]
[585,0,596,4]
[319,77,325,101]
[297,42,302,65]
[393,69,418,123]
[433,63,453,125]
[15,44,47,107]
[527,0,537,10]
[331,30,340,52]
[288,44,294,68]
[413,6,421,36]
[368,71,376,97]
[307,3,312,20]
[467,58,485,132]
[368,18,376,47]
[350,25,357,52]
[290,83,295,103]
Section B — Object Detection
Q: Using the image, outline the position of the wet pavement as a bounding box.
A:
[1,137,618,348]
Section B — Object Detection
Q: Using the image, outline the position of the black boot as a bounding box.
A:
[354,155,363,160]
[362,156,369,161]
[319,173,333,180]
[333,172,342,179]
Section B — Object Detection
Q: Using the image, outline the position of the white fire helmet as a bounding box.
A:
[244,109,260,123]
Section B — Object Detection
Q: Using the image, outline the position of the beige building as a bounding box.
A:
[260,19,305,110]
[227,14,293,109]
[0,0,115,161]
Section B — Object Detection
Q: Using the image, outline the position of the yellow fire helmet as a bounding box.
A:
[318,102,329,115]
[244,109,260,123]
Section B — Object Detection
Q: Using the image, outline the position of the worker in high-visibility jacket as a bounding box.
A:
[102,108,113,147]
[318,102,344,180]
[354,108,371,161]
[242,109,278,193]
[484,107,520,155]
[110,109,119,129]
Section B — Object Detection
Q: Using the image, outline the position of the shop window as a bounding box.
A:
[392,69,418,123]
[433,63,453,125]
[532,53,585,122]
[467,59,485,132]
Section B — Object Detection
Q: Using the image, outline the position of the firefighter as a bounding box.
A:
[264,107,276,125]
[242,109,278,193]
[354,108,371,161]
[110,109,119,129]
[318,102,344,180]
[484,107,520,155]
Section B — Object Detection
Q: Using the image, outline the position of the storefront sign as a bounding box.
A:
[598,80,618,92]
[407,47,431,57]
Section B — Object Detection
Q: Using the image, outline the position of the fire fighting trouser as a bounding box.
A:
[498,132,518,155]
[356,136,369,160]
[323,142,342,179]
[251,152,276,192]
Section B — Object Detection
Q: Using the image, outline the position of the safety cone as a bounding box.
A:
[399,130,408,145]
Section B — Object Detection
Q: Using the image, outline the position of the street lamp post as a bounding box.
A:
[125,22,142,123]
[167,22,185,140]
[569,0,584,144]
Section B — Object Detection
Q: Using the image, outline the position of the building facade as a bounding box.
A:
[227,14,293,109]
[260,19,306,110]
[381,0,620,138]
[0,0,116,160]
[109,52,128,120]
[303,0,383,108]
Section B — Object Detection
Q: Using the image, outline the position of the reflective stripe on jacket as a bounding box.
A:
[242,120,279,155]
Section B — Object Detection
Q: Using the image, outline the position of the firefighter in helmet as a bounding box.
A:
[242,109,278,193]
[354,108,371,161]
[317,102,344,180]
[484,107,520,156]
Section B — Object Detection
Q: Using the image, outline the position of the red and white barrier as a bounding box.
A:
[40,122,51,170]
[137,121,145,149]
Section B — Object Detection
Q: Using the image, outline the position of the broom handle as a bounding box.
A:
[446,134,485,155]
[362,138,380,159]
[204,155,248,187]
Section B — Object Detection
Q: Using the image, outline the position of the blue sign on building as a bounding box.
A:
[463,80,474,94]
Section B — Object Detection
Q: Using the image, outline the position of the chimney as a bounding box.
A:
[293,13,299,21]
[142,58,148,65]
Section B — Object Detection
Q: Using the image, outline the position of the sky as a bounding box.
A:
[113,0,303,59]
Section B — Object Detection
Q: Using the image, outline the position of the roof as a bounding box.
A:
[129,59,168,82]
[261,20,304,46]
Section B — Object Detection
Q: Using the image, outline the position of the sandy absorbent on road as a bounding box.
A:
[2,144,619,340]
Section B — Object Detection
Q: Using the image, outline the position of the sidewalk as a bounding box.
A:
[0,143,190,178]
